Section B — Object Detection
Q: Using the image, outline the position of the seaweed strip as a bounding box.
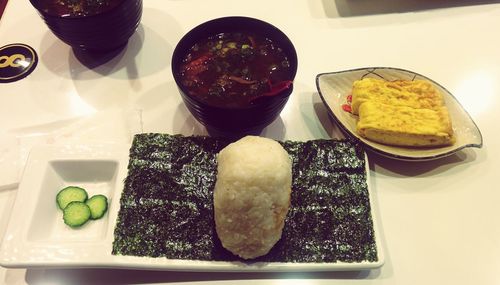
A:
[112,133,378,263]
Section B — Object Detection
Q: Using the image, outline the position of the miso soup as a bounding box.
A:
[178,32,294,108]
[38,0,123,17]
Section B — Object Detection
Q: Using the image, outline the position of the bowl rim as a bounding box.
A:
[171,16,298,111]
[29,0,141,20]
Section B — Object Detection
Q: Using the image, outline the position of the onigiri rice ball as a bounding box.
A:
[213,136,292,259]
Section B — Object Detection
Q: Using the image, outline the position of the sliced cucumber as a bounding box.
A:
[63,201,91,228]
[86,194,108,220]
[56,186,88,210]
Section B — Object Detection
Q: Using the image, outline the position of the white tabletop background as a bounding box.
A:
[1,0,499,284]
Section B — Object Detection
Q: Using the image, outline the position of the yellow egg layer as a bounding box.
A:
[357,101,455,147]
[351,78,444,115]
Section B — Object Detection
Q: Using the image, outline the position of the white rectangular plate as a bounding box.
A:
[0,143,384,271]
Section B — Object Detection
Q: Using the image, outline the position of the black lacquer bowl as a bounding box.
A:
[172,17,298,136]
[30,0,142,51]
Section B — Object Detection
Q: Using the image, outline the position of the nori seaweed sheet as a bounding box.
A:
[112,133,378,263]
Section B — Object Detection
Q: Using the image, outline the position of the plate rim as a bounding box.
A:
[315,66,484,161]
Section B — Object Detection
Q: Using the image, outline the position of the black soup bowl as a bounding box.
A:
[30,0,142,51]
[172,16,298,136]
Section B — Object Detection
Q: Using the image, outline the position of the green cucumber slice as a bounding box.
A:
[63,201,91,228]
[86,194,108,220]
[56,186,88,210]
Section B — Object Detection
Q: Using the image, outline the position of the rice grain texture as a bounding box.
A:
[214,136,292,259]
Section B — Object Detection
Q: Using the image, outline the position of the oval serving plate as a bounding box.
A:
[316,67,483,161]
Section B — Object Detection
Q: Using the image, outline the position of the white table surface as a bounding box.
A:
[1,0,499,284]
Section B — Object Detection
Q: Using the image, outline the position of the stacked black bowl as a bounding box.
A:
[30,0,142,51]
[172,17,298,136]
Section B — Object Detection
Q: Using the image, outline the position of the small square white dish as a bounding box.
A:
[316,67,483,161]
[0,144,130,268]
[0,144,384,271]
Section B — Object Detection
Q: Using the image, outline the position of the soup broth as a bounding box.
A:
[38,0,123,17]
[179,32,294,108]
